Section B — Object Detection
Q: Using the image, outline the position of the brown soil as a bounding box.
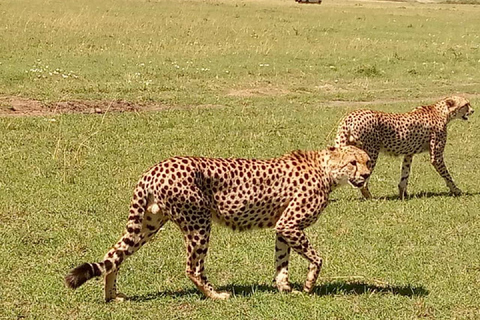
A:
[0,96,175,117]
[1,94,478,117]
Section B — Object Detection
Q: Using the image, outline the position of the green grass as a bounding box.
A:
[1,0,480,319]
[1,0,480,105]
[1,102,480,319]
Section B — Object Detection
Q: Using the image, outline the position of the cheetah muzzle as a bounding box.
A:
[65,145,371,301]
[462,108,474,120]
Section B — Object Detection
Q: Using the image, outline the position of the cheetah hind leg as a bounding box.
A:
[104,205,168,302]
[182,218,230,300]
[104,270,127,302]
[397,154,413,200]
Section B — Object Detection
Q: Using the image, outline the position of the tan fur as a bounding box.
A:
[65,145,371,301]
[334,96,474,199]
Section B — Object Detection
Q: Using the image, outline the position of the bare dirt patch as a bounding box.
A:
[0,96,223,117]
[0,96,164,117]
[1,93,478,117]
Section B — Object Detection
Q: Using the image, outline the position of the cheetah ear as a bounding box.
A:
[445,97,457,109]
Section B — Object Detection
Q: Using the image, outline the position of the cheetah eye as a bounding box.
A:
[350,160,357,166]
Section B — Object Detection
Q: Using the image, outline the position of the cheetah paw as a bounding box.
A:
[212,291,231,300]
[114,293,127,302]
[276,284,292,293]
[105,293,127,303]
[450,188,462,196]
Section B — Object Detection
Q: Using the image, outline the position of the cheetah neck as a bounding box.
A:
[316,150,334,187]
[282,149,334,187]
[432,103,455,124]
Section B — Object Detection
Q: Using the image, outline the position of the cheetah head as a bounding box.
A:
[444,96,474,121]
[326,145,372,188]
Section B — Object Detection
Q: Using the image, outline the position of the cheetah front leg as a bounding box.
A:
[360,185,372,200]
[429,137,461,195]
[398,154,413,200]
[275,199,324,294]
[359,148,378,199]
[273,234,292,292]
[275,227,323,293]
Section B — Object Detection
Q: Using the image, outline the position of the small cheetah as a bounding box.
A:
[335,96,474,199]
[65,145,371,301]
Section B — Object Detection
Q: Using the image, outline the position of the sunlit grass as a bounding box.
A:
[1,98,480,319]
[1,0,479,105]
[1,0,480,319]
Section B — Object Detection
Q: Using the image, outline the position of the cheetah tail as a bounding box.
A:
[65,262,106,289]
[65,183,149,290]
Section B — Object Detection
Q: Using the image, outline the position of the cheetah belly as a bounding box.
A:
[376,120,432,155]
[212,192,287,230]
[378,132,430,156]
[380,141,429,156]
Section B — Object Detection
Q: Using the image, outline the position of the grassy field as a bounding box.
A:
[1,0,480,106]
[1,0,480,319]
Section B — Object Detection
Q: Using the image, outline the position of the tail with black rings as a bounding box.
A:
[65,182,148,290]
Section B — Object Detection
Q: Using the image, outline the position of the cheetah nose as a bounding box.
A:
[361,173,370,179]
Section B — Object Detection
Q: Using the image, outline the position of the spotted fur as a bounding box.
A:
[65,145,371,301]
[334,96,474,199]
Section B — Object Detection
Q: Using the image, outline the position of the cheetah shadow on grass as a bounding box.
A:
[379,191,480,201]
[227,280,428,298]
[129,280,428,302]
[309,280,428,297]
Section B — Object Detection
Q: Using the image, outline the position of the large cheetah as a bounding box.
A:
[65,145,371,301]
[335,96,474,199]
